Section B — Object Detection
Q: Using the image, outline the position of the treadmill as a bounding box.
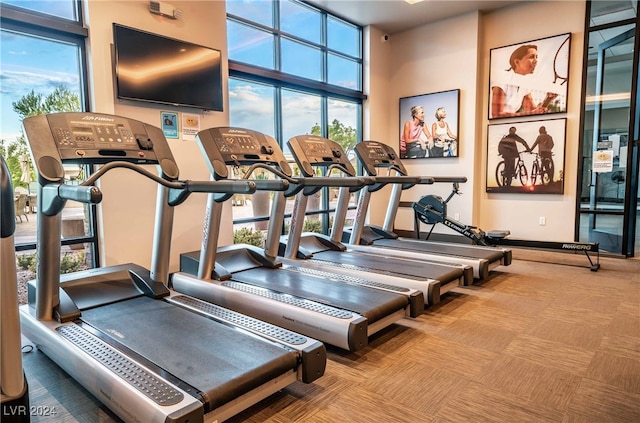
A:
[1,156,30,423]
[280,135,474,307]
[346,141,511,280]
[176,127,418,352]
[18,112,326,423]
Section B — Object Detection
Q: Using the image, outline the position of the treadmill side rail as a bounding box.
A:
[171,272,368,351]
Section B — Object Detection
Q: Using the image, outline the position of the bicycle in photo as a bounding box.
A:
[495,150,528,187]
[530,152,555,185]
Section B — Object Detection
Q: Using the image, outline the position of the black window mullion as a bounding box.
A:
[0,3,87,36]
[229,61,367,100]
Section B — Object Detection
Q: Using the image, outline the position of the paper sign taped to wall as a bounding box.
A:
[181,113,200,141]
[592,150,613,173]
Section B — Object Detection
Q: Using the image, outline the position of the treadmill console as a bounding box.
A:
[23,112,178,183]
[354,141,408,176]
[196,127,292,179]
[287,135,356,177]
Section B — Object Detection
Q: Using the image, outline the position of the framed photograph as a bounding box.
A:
[486,118,566,194]
[399,89,459,159]
[489,33,570,120]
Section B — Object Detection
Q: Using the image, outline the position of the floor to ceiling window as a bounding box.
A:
[226,0,365,241]
[577,0,639,256]
[1,1,99,281]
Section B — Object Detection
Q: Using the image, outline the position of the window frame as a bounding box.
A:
[227,0,365,235]
[1,1,99,263]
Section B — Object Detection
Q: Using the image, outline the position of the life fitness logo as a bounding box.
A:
[82,115,114,122]
[227,129,247,134]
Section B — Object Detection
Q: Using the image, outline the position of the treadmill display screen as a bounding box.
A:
[298,138,333,161]
[366,146,387,159]
[54,120,137,150]
[218,133,262,155]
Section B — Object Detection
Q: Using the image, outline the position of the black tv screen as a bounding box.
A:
[113,24,223,111]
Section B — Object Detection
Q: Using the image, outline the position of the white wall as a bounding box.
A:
[365,1,586,241]
[478,1,585,240]
[85,0,233,271]
[366,12,482,235]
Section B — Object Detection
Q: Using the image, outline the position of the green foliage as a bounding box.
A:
[16,251,86,274]
[4,85,81,189]
[253,170,270,179]
[234,227,265,247]
[12,86,81,120]
[302,219,322,233]
[284,218,324,234]
[310,118,357,156]
[16,253,37,273]
[60,251,85,274]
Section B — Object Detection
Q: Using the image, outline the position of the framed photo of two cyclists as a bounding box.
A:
[486,118,566,194]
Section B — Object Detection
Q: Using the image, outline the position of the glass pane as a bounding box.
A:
[281,38,322,81]
[1,29,87,246]
[1,30,83,141]
[226,0,273,27]
[280,0,321,44]
[589,0,637,27]
[579,213,624,253]
[227,20,274,69]
[581,26,635,210]
[228,78,276,137]
[16,247,91,305]
[327,98,359,166]
[281,89,321,153]
[1,0,78,20]
[328,16,360,57]
[230,165,273,233]
[328,54,360,90]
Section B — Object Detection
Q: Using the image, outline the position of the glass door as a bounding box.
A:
[578,3,639,256]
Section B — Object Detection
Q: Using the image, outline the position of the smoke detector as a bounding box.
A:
[149,1,183,19]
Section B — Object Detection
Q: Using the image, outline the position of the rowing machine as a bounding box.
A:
[412,184,600,271]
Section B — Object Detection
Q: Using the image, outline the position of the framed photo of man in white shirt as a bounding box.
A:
[489,33,570,120]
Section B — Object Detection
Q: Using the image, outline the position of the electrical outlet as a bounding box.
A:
[454,213,460,221]
[539,216,546,226]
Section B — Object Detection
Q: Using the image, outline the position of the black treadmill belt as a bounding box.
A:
[232,267,407,323]
[374,238,504,262]
[80,296,297,410]
[314,250,464,284]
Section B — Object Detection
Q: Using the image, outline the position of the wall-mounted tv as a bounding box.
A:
[113,24,223,111]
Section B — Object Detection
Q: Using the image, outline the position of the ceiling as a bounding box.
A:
[305,0,524,35]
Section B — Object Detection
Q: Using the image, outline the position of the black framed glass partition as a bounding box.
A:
[577,0,639,256]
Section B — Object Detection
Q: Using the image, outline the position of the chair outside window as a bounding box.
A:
[14,194,29,223]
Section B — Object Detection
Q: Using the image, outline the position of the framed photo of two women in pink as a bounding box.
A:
[489,33,571,120]
[399,89,459,159]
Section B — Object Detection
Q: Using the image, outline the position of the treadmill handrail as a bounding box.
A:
[274,175,371,197]
[83,161,256,193]
[431,176,468,183]
[367,175,426,193]
[80,161,258,207]
[40,184,103,216]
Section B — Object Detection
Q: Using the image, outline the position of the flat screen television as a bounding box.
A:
[113,24,223,111]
